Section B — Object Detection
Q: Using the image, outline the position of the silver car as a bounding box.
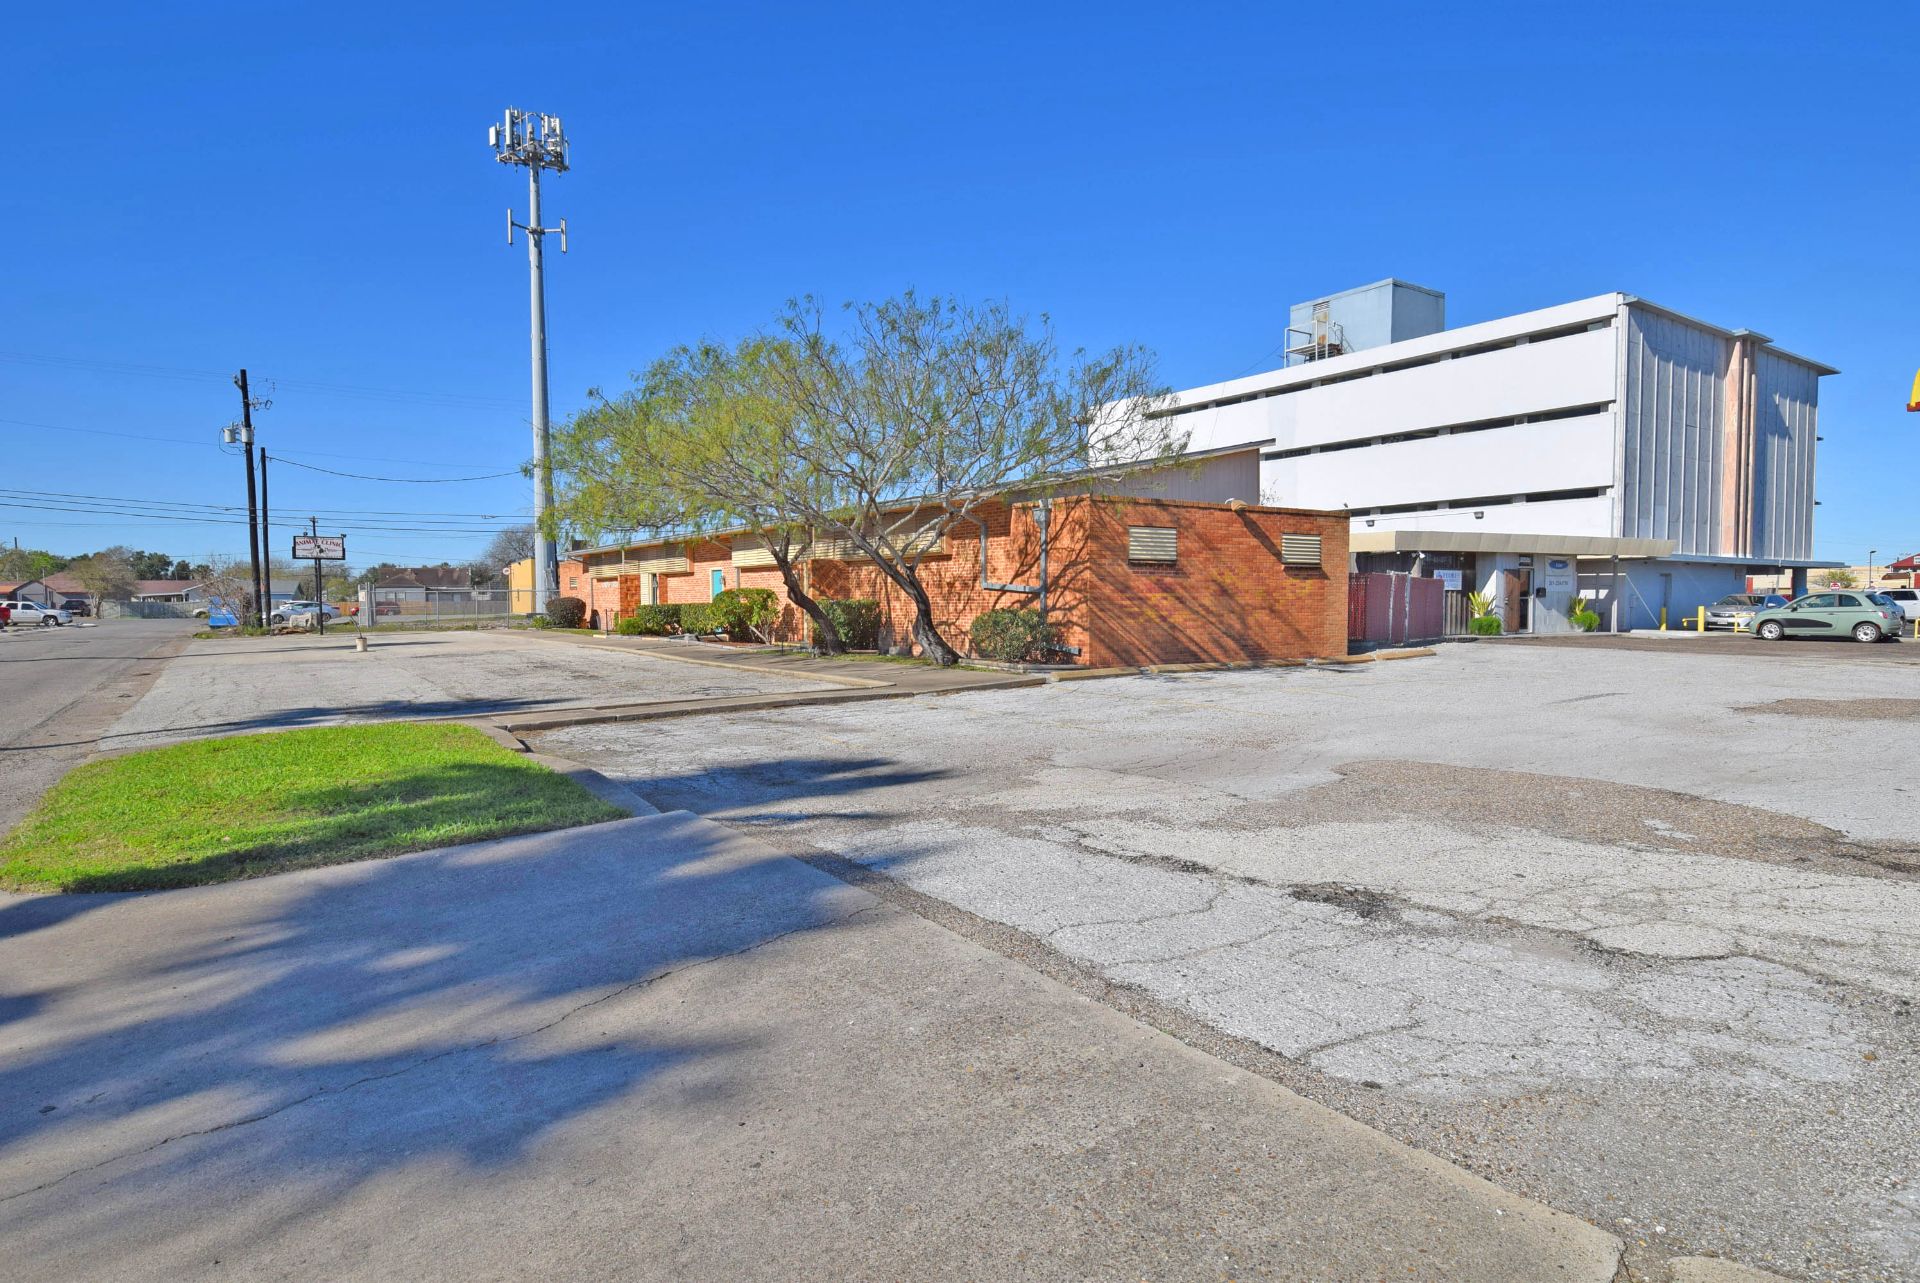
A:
[1704,593,1787,631]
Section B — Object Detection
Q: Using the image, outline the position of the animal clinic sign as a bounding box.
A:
[292,535,346,561]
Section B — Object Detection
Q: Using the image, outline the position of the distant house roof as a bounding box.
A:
[374,566,471,590]
[0,579,48,596]
[41,573,86,594]
[131,579,200,599]
[1887,553,1920,573]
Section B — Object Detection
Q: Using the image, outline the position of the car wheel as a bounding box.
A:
[1853,622,1882,644]
[1757,620,1784,641]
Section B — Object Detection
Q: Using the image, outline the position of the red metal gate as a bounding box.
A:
[1347,572,1443,646]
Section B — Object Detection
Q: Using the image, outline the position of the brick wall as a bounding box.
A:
[596,497,1348,664]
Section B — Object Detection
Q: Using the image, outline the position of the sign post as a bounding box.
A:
[292,528,346,636]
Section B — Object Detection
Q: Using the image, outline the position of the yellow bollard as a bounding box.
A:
[1696,606,1706,632]
[1659,607,1668,631]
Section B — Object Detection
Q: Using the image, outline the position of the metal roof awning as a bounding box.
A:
[1348,529,1677,559]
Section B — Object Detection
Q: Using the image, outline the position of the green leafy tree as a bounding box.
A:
[555,336,856,653]
[556,293,1178,666]
[128,550,174,580]
[0,546,67,583]
[760,292,1177,664]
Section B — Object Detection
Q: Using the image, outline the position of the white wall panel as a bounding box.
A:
[1176,328,1616,456]
[1261,412,1614,512]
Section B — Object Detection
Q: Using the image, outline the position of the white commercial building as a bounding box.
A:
[1160,280,1836,633]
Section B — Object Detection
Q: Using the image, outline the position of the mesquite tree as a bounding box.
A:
[552,338,854,652]
[763,292,1178,664]
[553,292,1179,666]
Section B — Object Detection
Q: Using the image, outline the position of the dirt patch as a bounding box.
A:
[1743,697,1920,721]
[1289,882,1394,918]
[1227,760,1920,881]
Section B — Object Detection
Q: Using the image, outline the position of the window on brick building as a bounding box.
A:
[1128,526,1177,564]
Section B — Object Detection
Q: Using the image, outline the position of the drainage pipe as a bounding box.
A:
[958,497,1050,616]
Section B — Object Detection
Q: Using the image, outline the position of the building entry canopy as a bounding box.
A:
[1348,529,1677,559]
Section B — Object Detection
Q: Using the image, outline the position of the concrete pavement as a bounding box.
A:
[0,619,192,834]
[541,643,1920,1280]
[0,810,1623,1281]
[102,627,843,751]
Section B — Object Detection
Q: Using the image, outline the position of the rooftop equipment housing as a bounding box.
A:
[1285,279,1446,364]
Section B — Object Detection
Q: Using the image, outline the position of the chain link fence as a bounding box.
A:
[359,588,531,624]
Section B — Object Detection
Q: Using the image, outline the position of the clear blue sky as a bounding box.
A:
[4,1,1914,570]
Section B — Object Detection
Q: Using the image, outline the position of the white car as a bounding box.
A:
[1877,587,1918,624]
[0,600,70,627]
[268,600,342,625]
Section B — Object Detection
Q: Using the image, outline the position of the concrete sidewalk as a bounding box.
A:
[0,811,1623,1281]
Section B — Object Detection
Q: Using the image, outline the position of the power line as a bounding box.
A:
[253,458,525,484]
[0,499,529,536]
[0,487,531,523]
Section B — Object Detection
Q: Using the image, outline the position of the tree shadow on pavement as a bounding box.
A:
[596,755,954,825]
[0,809,874,1262]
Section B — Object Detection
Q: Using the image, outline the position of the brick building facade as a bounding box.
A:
[576,494,1348,667]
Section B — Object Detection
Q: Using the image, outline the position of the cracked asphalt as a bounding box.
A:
[540,643,1920,1281]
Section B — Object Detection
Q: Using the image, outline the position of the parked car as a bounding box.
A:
[1751,591,1904,643]
[0,600,69,627]
[63,599,91,617]
[1875,587,1918,623]
[1704,593,1788,631]
[268,600,342,626]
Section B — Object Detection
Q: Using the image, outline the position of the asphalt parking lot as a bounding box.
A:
[541,643,1920,1282]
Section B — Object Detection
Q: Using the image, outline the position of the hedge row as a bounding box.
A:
[812,598,881,650]
[969,607,1060,662]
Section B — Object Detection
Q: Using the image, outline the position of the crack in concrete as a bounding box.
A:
[0,903,878,1207]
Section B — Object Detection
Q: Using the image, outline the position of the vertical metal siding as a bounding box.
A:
[1621,308,1727,556]
[1752,353,1819,562]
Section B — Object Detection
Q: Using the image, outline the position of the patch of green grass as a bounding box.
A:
[0,723,625,893]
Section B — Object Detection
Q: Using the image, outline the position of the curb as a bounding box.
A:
[455,718,661,817]
[489,686,922,733]
[1374,647,1437,661]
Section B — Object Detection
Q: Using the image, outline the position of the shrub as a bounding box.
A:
[545,596,586,629]
[969,608,1060,662]
[1572,609,1602,633]
[813,598,881,650]
[711,587,779,641]
[1468,615,1502,636]
[679,602,717,635]
[619,604,680,636]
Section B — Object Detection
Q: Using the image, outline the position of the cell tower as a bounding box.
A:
[491,108,570,614]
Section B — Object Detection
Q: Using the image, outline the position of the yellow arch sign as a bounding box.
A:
[1912,368,1920,412]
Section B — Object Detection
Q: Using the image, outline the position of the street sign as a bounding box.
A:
[292,534,346,561]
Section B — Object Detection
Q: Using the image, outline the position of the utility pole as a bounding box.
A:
[231,370,265,629]
[491,107,569,616]
[259,448,270,616]
[308,517,327,636]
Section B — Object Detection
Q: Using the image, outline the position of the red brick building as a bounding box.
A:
[576,460,1348,667]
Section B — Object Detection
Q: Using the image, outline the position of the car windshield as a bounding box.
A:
[1712,595,1753,607]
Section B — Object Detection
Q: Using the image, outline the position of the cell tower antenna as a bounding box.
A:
[491,106,571,615]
